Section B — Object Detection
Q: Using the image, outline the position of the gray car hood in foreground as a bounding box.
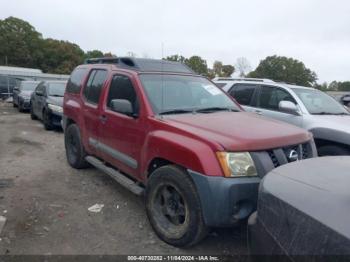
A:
[258,157,350,254]
[47,96,63,107]
[305,114,350,133]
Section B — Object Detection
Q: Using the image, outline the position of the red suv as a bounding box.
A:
[63,57,316,247]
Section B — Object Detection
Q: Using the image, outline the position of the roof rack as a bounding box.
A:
[213,77,275,83]
[84,57,195,74]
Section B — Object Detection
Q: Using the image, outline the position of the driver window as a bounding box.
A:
[107,75,139,115]
[259,86,296,111]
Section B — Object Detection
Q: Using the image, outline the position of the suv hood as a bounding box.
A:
[308,115,350,133]
[47,96,64,107]
[164,112,311,151]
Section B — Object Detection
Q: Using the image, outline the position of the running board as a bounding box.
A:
[85,156,144,196]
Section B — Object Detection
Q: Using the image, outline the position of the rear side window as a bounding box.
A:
[106,75,139,114]
[66,68,87,94]
[83,70,108,104]
[229,84,257,106]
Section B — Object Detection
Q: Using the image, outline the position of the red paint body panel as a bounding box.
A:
[64,64,313,182]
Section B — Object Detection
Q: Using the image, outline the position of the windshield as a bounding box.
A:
[139,74,239,114]
[48,82,66,97]
[21,82,38,91]
[292,88,349,115]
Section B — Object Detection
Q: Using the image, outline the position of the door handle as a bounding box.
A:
[99,115,107,123]
[255,110,262,115]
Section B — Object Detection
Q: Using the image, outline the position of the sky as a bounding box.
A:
[1,0,350,83]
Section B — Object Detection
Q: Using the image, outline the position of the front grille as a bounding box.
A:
[268,151,279,168]
[267,143,311,168]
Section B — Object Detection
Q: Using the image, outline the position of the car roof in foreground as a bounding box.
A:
[263,156,350,239]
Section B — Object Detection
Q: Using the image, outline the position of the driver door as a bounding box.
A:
[256,85,303,127]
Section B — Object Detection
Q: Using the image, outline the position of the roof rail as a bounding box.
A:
[213,77,275,83]
[84,57,195,74]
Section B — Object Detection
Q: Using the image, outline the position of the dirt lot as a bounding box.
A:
[0,102,247,255]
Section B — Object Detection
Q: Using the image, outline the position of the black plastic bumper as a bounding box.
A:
[48,110,63,127]
[188,170,260,227]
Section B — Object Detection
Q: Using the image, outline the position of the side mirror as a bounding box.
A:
[110,99,134,116]
[13,86,19,91]
[35,90,43,96]
[279,101,300,116]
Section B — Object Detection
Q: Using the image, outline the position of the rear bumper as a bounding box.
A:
[188,170,260,227]
[18,98,31,110]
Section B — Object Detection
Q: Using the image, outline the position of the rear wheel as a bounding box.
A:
[43,109,53,130]
[64,124,89,169]
[318,145,350,156]
[145,165,207,247]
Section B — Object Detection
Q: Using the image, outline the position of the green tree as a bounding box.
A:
[39,38,85,74]
[0,16,43,68]
[213,61,223,76]
[185,56,208,76]
[338,81,350,91]
[314,82,328,91]
[84,50,104,60]
[165,54,186,63]
[248,55,318,86]
[222,65,235,77]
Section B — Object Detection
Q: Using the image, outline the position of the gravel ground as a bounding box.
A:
[0,101,247,255]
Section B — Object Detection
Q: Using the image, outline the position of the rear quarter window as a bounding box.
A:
[66,68,87,94]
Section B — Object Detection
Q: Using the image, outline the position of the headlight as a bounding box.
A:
[216,152,257,177]
[48,104,63,113]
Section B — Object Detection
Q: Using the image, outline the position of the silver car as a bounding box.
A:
[213,78,350,156]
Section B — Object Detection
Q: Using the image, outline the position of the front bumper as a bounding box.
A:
[48,110,63,127]
[187,140,317,227]
[188,170,260,227]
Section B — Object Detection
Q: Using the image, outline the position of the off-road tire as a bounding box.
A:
[64,124,89,169]
[318,145,350,156]
[145,165,208,247]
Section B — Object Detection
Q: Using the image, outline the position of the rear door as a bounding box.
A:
[256,85,302,127]
[81,69,109,156]
[97,73,146,179]
[228,83,259,113]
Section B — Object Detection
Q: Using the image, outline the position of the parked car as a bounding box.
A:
[13,80,40,112]
[63,57,316,247]
[213,78,350,156]
[30,80,67,130]
[248,156,350,257]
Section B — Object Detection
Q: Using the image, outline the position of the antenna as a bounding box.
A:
[161,42,165,118]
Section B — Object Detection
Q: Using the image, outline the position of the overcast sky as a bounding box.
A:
[1,0,350,82]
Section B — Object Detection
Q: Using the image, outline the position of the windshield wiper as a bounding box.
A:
[195,107,237,113]
[312,112,349,115]
[50,94,63,97]
[159,109,194,115]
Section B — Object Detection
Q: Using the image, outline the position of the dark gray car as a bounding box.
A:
[30,80,67,130]
[248,157,350,257]
[13,81,40,112]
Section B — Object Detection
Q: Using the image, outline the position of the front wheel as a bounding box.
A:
[30,104,37,120]
[64,124,89,169]
[43,109,53,130]
[145,165,208,247]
